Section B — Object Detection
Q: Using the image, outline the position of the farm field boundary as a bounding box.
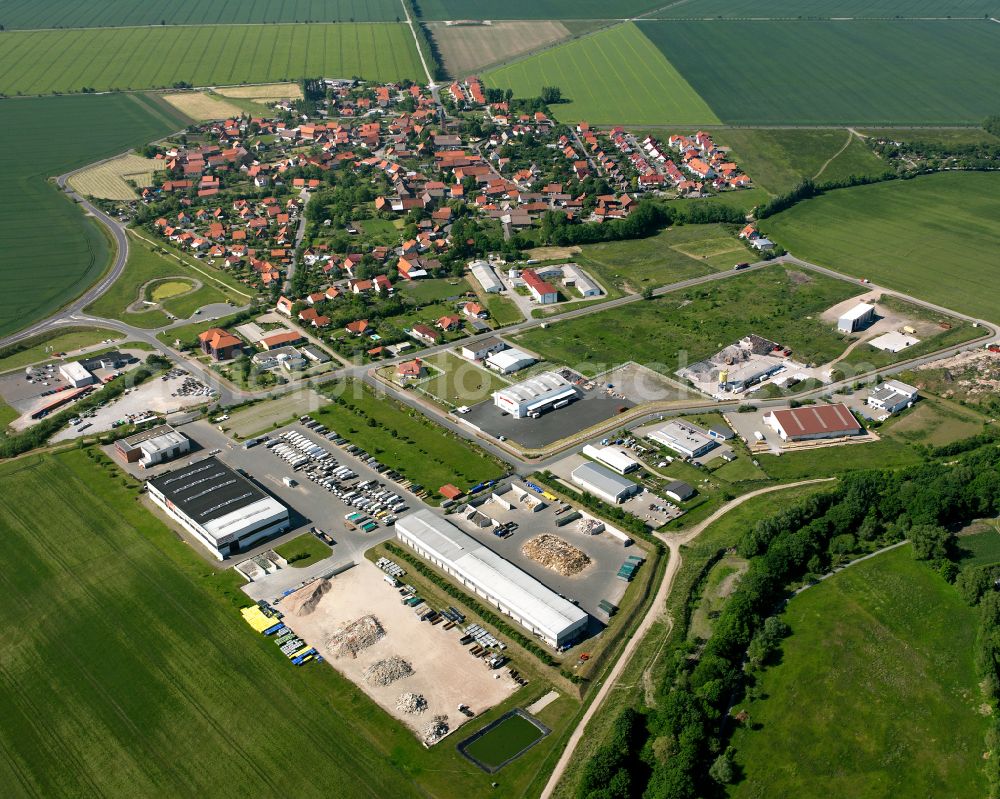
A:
[0,23,423,96]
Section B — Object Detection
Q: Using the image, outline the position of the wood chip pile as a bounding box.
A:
[327,615,385,659]
[364,655,414,686]
[522,534,592,576]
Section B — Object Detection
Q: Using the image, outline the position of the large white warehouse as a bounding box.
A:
[493,371,580,418]
[571,462,642,504]
[148,457,290,561]
[395,509,588,648]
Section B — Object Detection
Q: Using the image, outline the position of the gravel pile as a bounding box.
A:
[522,534,592,576]
[327,615,385,659]
[396,692,428,714]
[422,714,449,745]
[364,655,414,686]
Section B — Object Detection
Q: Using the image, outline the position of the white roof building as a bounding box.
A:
[571,462,642,504]
[838,302,876,333]
[469,260,503,293]
[493,371,579,418]
[559,263,601,297]
[582,444,641,474]
[59,361,95,388]
[486,347,536,374]
[867,380,919,415]
[647,420,717,459]
[395,509,588,647]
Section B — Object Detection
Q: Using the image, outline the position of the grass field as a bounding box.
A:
[0,0,402,28]
[859,127,1000,146]
[730,545,987,798]
[66,153,161,200]
[162,91,244,121]
[758,438,922,481]
[417,352,511,407]
[640,19,1000,124]
[149,279,195,301]
[0,23,423,95]
[398,276,470,304]
[654,0,1000,17]
[482,294,523,325]
[274,533,332,567]
[419,0,663,19]
[314,380,503,495]
[761,172,1000,323]
[483,22,720,125]
[514,265,859,376]
[214,82,303,101]
[882,399,988,447]
[0,448,578,797]
[956,528,1000,568]
[0,328,124,373]
[85,235,227,328]
[714,129,888,195]
[462,712,546,770]
[575,224,743,293]
[0,93,189,339]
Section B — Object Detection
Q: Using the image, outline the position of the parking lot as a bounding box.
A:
[462,391,635,449]
[448,480,635,631]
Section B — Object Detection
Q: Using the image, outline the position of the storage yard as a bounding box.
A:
[279,562,519,741]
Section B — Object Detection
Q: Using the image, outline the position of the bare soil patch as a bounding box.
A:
[430,20,571,76]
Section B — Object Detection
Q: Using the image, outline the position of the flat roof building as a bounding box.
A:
[647,420,716,459]
[396,509,588,647]
[838,302,876,334]
[486,347,536,374]
[582,444,641,475]
[115,424,190,467]
[571,462,642,504]
[461,336,505,361]
[764,403,863,441]
[470,260,503,293]
[59,361,95,388]
[147,457,290,561]
[493,371,579,418]
[867,380,918,415]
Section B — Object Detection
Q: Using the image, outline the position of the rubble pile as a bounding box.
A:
[522,534,592,576]
[422,715,450,745]
[396,692,428,714]
[326,615,385,659]
[364,655,414,686]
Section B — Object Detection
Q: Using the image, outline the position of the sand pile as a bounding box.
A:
[285,579,331,616]
[396,693,428,714]
[364,656,414,686]
[522,534,592,576]
[327,615,385,659]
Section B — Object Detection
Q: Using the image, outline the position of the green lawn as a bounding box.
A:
[0,328,124,373]
[0,448,576,798]
[0,23,423,95]
[762,172,1000,323]
[711,457,768,483]
[417,352,510,408]
[398,277,470,304]
[514,265,859,377]
[757,438,922,481]
[274,533,332,568]
[715,129,888,195]
[462,713,546,769]
[0,0,402,27]
[482,294,523,326]
[0,93,188,339]
[641,19,1000,125]
[156,311,247,349]
[576,224,745,293]
[314,380,504,496]
[483,22,720,126]
[955,529,1000,568]
[730,545,987,799]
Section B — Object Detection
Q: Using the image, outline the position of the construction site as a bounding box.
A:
[676,333,801,399]
[277,561,518,743]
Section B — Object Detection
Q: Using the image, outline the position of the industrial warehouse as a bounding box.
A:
[395,509,589,648]
[764,403,864,442]
[148,457,290,560]
[492,371,580,419]
[115,424,190,467]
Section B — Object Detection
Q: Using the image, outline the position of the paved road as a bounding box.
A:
[538,478,839,799]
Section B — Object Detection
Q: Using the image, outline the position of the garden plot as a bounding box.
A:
[280,562,518,741]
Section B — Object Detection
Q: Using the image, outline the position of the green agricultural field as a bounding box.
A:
[640,20,1000,124]
[714,129,888,195]
[576,223,743,293]
[0,23,422,95]
[0,0,402,28]
[313,380,503,495]
[0,449,572,798]
[653,0,1000,17]
[514,265,859,376]
[730,545,987,798]
[483,22,720,126]
[0,93,188,339]
[761,172,1000,323]
[418,0,663,19]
